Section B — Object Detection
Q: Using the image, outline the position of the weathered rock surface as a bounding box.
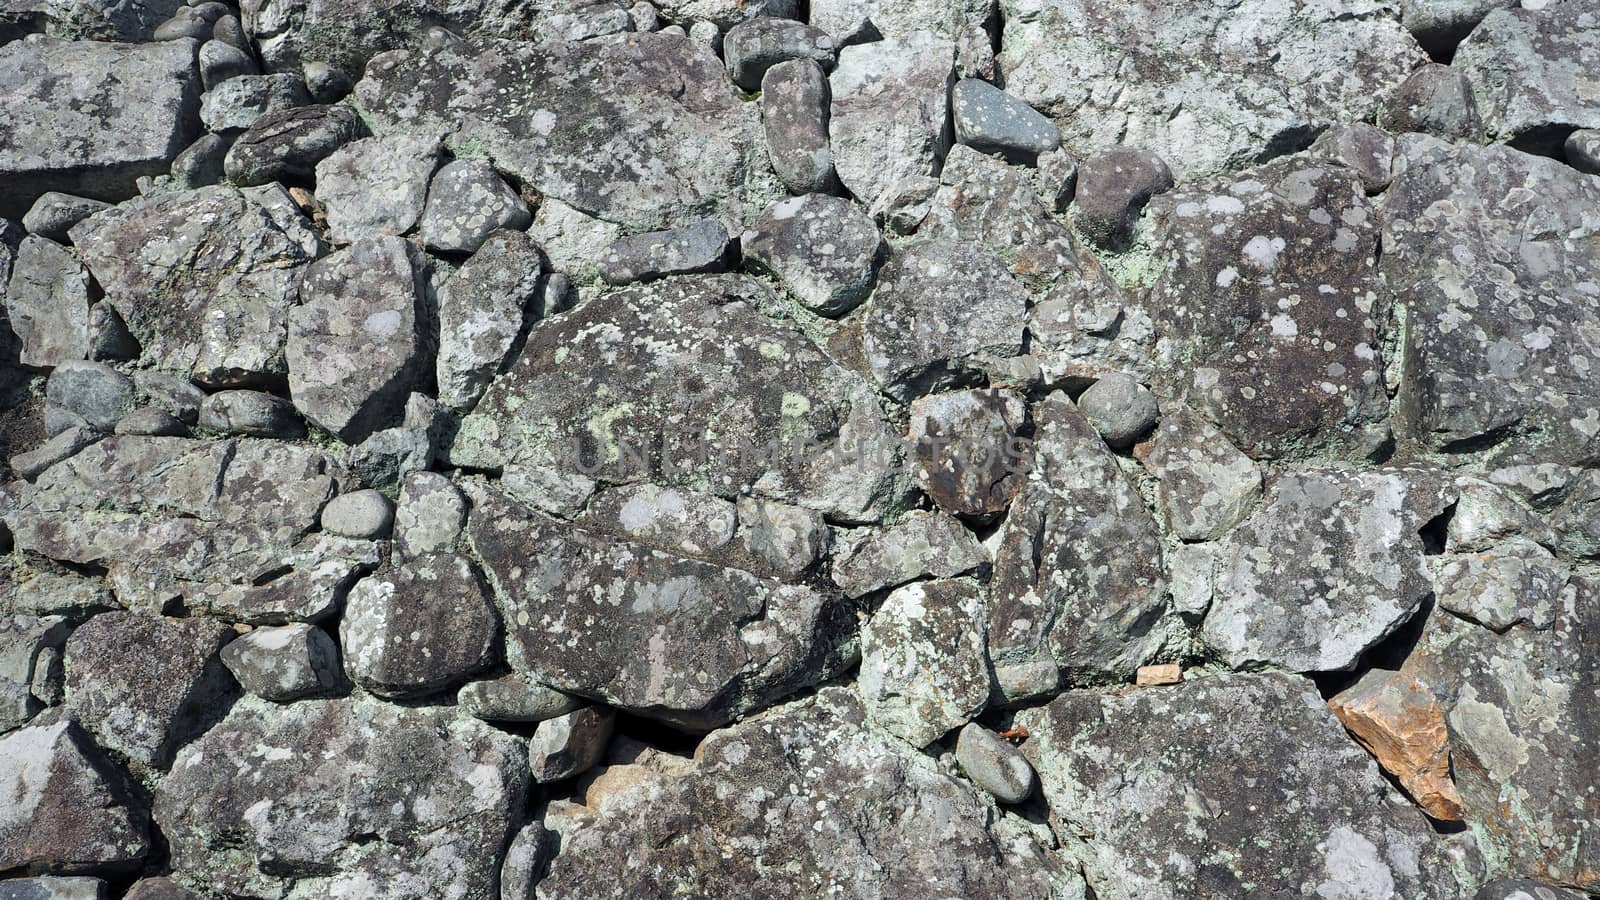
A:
[358,34,768,233]
[0,615,69,732]
[741,194,885,317]
[434,229,544,414]
[723,16,837,91]
[1134,405,1261,541]
[341,553,497,698]
[5,237,92,369]
[1330,667,1467,821]
[1204,466,1448,672]
[62,611,234,768]
[951,77,1059,160]
[222,103,363,186]
[156,694,527,899]
[760,59,840,196]
[1020,672,1479,900]
[906,388,1030,517]
[1382,137,1600,467]
[597,219,730,285]
[528,705,615,783]
[1454,1,1600,153]
[0,38,201,217]
[465,483,853,730]
[0,719,150,875]
[451,274,903,522]
[537,688,1073,897]
[1144,156,1391,459]
[828,34,954,211]
[314,133,440,244]
[219,623,343,702]
[998,0,1427,179]
[418,159,531,255]
[286,235,426,441]
[858,579,989,747]
[70,185,311,387]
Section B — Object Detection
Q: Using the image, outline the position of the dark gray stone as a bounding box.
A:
[596,219,731,286]
[951,77,1059,159]
[723,16,837,91]
[760,58,840,195]
[1380,62,1483,140]
[19,195,110,243]
[1072,146,1173,248]
[1308,122,1396,194]
[113,406,189,438]
[457,674,582,724]
[341,553,498,698]
[955,722,1034,803]
[168,134,230,189]
[830,509,987,599]
[529,706,615,783]
[11,427,100,481]
[419,159,532,255]
[198,72,310,133]
[219,623,343,702]
[197,389,305,438]
[0,38,202,218]
[1399,0,1516,59]
[906,388,1030,517]
[741,193,885,316]
[45,362,133,432]
[0,719,149,875]
[223,103,364,187]
[1566,128,1600,174]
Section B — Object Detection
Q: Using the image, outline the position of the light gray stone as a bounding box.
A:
[11,427,100,481]
[741,193,885,317]
[1566,128,1600,173]
[197,38,258,89]
[596,219,730,285]
[0,719,149,875]
[198,73,310,133]
[19,194,110,242]
[736,496,829,581]
[435,230,544,413]
[859,578,989,747]
[810,0,993,42]
[1454,2,1600,153]
[392,471,466,558]
[0,615,69,733]
[5,237,91,368]
[0,876,109,900]
[1379,62,1483,140]
[829,33,954,211]
[529,706,615,783]
[458,674,583,723]
[219,623,344,701]
[197,389,305,438]
[46,362,133,432]
[830,509,987,598]
[318,489,394,539]
[955,722,1034,803]
[1135,406,1261,541]
[314,133,442,245]
[418,159,531,255]
[1075,372,1156,450]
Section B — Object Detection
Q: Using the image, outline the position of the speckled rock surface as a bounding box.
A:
[0,719,150,875]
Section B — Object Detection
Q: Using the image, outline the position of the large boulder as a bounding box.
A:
[1018,672,1480,900]
[1142,157,1392,459]
[450,274,904,523]
[0,719,150,875]
[0,38,201,217]
[10,0,186,41]
[357,33,771,232]
[155,694,527,899]
[1399,576,1600,891]
[536,688,1076,897]
[1453,1,1600,154]
[464,484,854,730]
[1202,466,1450,672]
[997,0,1426,179]
[828,34,955,212]
[4,437,375,623]
[986,393,1170,693]
[69,186,312,388]
[1381,137,1600,467]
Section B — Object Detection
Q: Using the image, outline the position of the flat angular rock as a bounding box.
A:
[529,706,615,783]
[736,496,829,581]
[11,428,101,482]
[760,59,840,195]
[0,38,202,217]
[1204,466,1447,672]
[435,230,544,413]
[358,34,767,232]
[830,509,987,598]
[1018,672,1478,900]
[219,623,343,701]
[314,133,442,244]
[596,219,730,285]
[1144,157,1391,459]
[121,877,195,900]
[451,275,904,523]
[1399,576,1600,890]
[723,16,837,91]
[1454,1,1600,153]
[5,237,92,369]
[287,235,426,442]
[156,694,527,899]
[952,77,1059,159]
[998,0,1426,179]
[0,616,70,733]
[418,159,532,255]
[222,103,364,187]
[986,393,1169,687]
[457,673,582,724]
[907,388,1030,517]
[860,239,1028,401]
[62,611,235,769]
[0,719,149,875]
[829,34,954,211]
[45,362,133,432]
[537,688,1072,897]
[858,579,989,747]
[1134,405,1261,541]
[1329,668,1466,822]
[579,483,737,558]
[741,194,885,317]
[1433,539,1567,632]
[341,553,498,698]
[1381,138,1600,467]
[13,0,187,41]
[70,185,311,387]
[465,483,853,730]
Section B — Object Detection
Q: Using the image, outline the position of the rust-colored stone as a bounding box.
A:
[1135,663,1182,686]
[1329,669,1465,821]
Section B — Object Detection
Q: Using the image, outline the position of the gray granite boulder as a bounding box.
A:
[45,363,133,432]
[760,59,840,195]
[198,73,309,133]
[536,687,1075,897]
[197,389,304,438]
[434,230,544,413]
[12,0,186,41]
[69,185,312,388]
[1308,122,1397,194]
[830,509,987,599]
[392,471,467,558]
[723,16,837,91]
[0,719,150,875]
[741,194,885,317]
[1203,466,1449,672]
[906,388,1030,517]
[1072,146,1172,248]
[1134,405,1261,541]
[5,237,92,369]
[829,34,954,211]
[19,194,109,243]
[464,483,854,730]
[1399,0,1517,58]
[155,694,527,899]
[62,611,235,769]
[1454,1,1600,154]
[451,274,904,523]
[286,236,426,442]
[1143,156,1392,459]
[0,38,202,217]
[998,0,1426,179]
[1019,672,1480,900]
[810,0,993,42]
[457,673,581,724]
[1380,62,1484,140]
[1381,137,1600,467]
[596,220,731,285]
[357,33,769,233]
[955,722,1034,804]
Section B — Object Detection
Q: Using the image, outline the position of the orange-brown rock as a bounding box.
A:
[1329,669,1465,821]
[1136,663,1183,686]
